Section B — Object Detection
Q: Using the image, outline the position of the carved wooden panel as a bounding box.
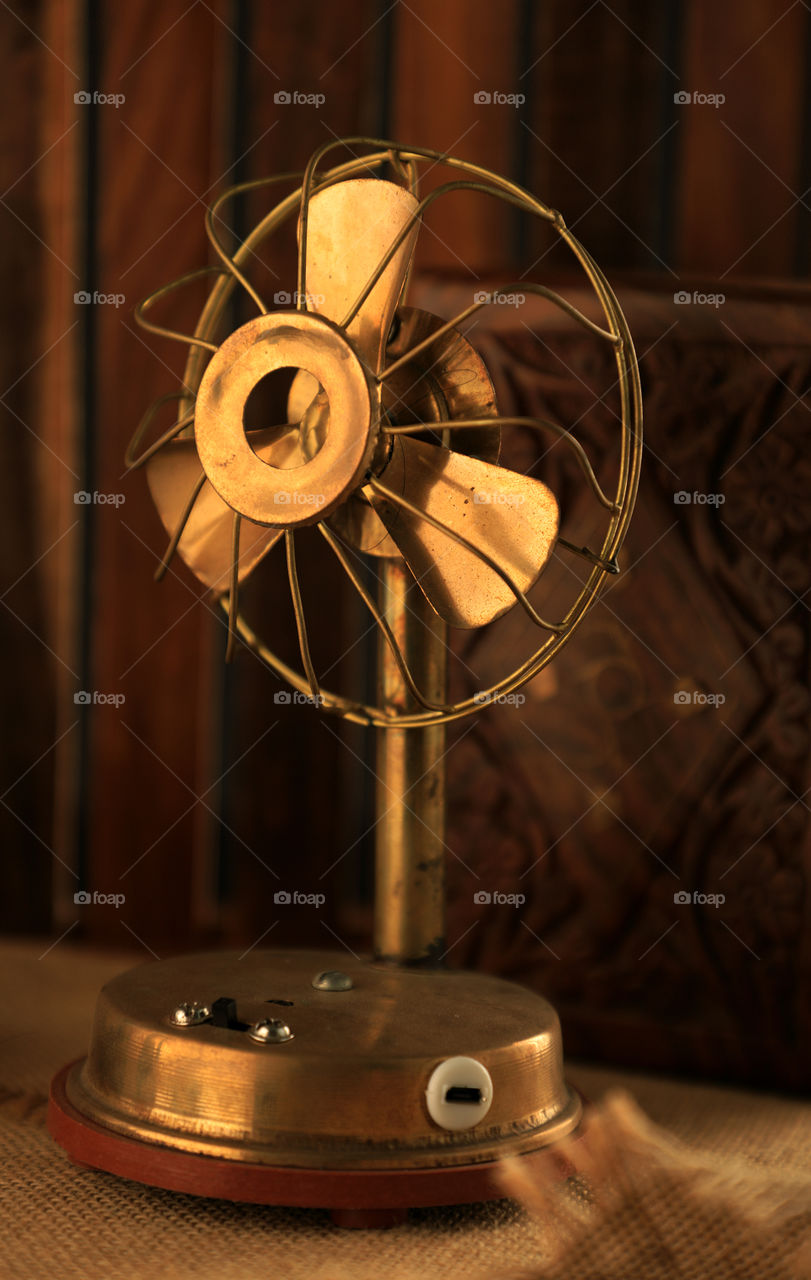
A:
[410,278,811,1088]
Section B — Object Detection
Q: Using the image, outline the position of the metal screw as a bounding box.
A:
[249,1018,294,1044]
[312,970,353,992]
[169,1001,211,1028]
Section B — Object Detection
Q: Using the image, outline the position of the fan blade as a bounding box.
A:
[323,304,502,558]
[258,422,306,469]
[371,437,559,628]
[145,426,298,593]
[300,178,419,374]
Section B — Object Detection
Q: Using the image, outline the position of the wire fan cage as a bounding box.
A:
[127,137,642,727]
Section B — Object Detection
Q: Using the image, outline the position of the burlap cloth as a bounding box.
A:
[2,941,809,1279]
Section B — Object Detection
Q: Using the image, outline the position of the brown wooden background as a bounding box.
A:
[2,0,809,1089]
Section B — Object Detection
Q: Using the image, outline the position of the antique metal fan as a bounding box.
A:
[49,139,642,1227]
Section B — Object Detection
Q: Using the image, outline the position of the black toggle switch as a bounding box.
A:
[211,996,250,1031]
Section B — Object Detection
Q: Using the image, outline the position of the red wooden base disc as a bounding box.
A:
[49,1060,586,1226]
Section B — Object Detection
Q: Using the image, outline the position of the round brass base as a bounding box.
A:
[48,949,582,1215]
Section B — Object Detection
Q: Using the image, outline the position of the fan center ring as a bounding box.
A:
[195,311,376,526]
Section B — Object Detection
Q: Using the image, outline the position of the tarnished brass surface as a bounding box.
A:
[326,306,501,558]
[371,437,560,628]
[132,144,643,724]
[300,177,419,375]
[383,308,500,459]
[97,141,642,1193]
[66,950,581,1170]
[145,430,284,593]
[194,312,376,526]
[375,562,447,964]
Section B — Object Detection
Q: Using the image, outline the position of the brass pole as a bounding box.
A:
[374,560,446,964]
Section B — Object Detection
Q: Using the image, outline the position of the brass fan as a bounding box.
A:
[48,139,642,1227]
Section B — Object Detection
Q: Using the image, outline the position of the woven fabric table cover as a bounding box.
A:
[2,941,809,1279]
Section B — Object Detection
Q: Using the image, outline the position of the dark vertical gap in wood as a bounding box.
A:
[794,2,811,276]
[513,0,534,266]
[219,0,252,908]
[653,0,683,271]
[76,0,101,891]
[355,0,399,914]
[375,0,395,140]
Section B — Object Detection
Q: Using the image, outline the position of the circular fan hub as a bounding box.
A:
[195,311,377,526]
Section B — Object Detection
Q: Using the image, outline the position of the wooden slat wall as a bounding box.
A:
[79,3,233,949]
[0,0,63,934]
[527,1,677,272]
[213,0,394,950]
[1,1,810,1072]
[390,0,524,273]
[678,1,809,277]
[38,0,83,932]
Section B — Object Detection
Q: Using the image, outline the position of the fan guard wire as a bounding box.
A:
[128,139,642,728]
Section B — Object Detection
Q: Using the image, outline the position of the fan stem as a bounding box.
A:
[374,561,447,966]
